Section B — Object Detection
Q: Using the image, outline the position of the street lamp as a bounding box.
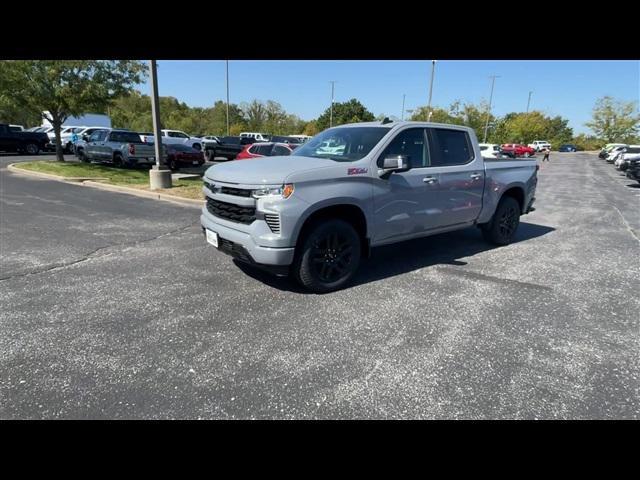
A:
[483,75,500,143]
[148,60,171,189]
[526,90,533,113]
[329,81,336,127]
[427,60,436,121]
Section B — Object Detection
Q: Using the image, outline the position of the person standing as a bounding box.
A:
[542,147,550,162]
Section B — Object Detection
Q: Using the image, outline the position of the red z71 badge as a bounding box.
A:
[347,168,368,175]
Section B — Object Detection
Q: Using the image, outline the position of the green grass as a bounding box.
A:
[14,161,204,200]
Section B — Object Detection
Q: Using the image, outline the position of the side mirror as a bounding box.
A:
[380,154,410,174]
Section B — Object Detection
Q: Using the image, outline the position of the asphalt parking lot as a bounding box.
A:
[0,152,638,419]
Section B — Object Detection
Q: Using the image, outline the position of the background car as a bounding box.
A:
[501,143,536,158]
[165,144,205,170]
[559,144,578,152]
[235,142,295,160]
[479,143,501,158]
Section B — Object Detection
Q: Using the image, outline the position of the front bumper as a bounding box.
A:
[200,211,295,267]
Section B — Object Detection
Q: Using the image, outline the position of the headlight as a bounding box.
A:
[252,184,294,199]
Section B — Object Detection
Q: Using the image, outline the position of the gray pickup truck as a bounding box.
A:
[201,121,538,292]
[82,129,162,167]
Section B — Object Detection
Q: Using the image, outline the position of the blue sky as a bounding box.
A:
[138,60,639,134]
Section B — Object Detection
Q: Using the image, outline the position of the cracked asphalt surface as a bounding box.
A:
[1,152,638,419]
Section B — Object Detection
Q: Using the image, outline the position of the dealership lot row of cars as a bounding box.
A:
[598,142,640,183]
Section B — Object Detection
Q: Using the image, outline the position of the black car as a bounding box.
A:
[268,135,304,145]
[559,144,578,152]
[626,158,640,183]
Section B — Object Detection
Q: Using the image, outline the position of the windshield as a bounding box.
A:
[293,126,389,161]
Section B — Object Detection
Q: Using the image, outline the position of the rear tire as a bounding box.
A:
[113,154,124,168]
[481,196,521,245]
[168,157,179,171]
[293,219,361,293]
[204,149,214,161]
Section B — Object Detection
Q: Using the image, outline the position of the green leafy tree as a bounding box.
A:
[0,60,147,160]
[585,96,639,142]
[315,99,375,131]
[303,121,319,136]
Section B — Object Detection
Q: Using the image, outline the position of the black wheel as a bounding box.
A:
[65,142,73,154]
[481,196,521,245]
[113,154,124,168]
[24,143,39,155]
[204,149,214,161]
[293,219,361,293]
[168,157,179,171]
[78,148,89,162]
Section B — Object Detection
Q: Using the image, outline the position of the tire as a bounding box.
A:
[168,157,179,171]
[78,148,89,163]
[204,149,214,161]
[481,196,521,246]
[24,143,39,155]
[293,219,361,293]
[113,154,124,168]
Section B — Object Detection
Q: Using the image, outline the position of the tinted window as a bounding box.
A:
[255,144,273,155]
[429,129,473,166]
[109,131,143,143]
[272,145,291,156]
[379,128,429,168]
[626,147,640,154]
[480,146,488,151]
[168,131,189,138]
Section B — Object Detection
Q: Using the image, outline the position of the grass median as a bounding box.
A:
[13,161,204,200]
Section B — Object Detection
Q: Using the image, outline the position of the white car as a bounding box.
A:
[479,143,501,158]
[240,132,270,142]
[614,145,640,170]
[606,145,628,163]
[529,140,551,152]
[142,130,204,150]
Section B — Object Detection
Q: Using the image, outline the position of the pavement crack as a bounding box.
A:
[0,221,198,282]
[436,265,553,291]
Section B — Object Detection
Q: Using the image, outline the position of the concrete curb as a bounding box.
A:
[8,163,205,209]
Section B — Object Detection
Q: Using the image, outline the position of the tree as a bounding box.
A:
[585,96,639,142]
[303,121,319,136]
[315,98,375,131]
[0,60,147,160]
[241,99,267,131]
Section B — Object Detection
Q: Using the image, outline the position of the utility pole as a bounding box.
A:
[226,60,230,136]
[329,81,336,128]
[526,90,533,113]
[483,75,500,143]
[401,94,406,121]
[148,60,171,189]
[427,60,436,121]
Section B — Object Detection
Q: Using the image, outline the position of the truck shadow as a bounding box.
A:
[235,221,556,293]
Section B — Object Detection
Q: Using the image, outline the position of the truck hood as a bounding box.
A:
[204,155,338,185]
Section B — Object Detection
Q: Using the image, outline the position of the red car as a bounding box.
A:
[166,144,205,170]
[501,143,536,158]
[235,142,295,160]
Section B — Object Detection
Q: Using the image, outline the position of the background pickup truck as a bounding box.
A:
[200,120,538,292]
[82,129,164,167]
[203,136,257,161]
[0,123,50,155]
[141,129,204,151]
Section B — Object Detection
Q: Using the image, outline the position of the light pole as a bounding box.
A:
[329,81,336,127]
[226,60,230,136]
[427,60,436,121]
[483,75,500,143]
[401,94,406,121]
[526,90,533,113]
[148,60,171,189]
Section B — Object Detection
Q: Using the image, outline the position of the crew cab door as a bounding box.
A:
[425,127,484,228]
[372,127,444,243]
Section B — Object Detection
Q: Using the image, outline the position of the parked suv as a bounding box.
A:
[201,121,538,292]
[528,140,551,152]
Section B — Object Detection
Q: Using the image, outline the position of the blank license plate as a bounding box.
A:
[205,229,218,247]
[192,160,199,165]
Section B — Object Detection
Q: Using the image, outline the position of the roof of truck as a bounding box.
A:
[329,120,473,131]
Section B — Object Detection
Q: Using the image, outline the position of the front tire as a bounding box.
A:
[481,196,521,245]
[24,143,39,155]
[293,219,361,293]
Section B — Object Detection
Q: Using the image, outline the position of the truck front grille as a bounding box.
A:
[264,214,281,234]
[220,186,252,197]
[206,198,255,225]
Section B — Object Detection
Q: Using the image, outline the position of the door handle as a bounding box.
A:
[423,176,438,184]
[470,173,482,180]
